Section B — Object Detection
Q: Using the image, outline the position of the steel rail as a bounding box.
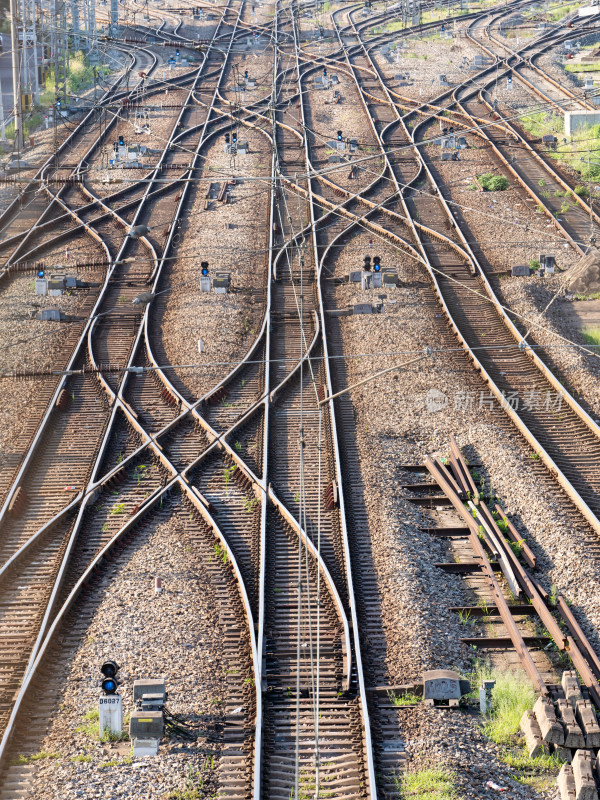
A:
[0,18,236,529]
[0,0,261,772]
[343,3,600,536]
[289,5,377,798]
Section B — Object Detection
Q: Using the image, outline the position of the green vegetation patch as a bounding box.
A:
[477,172,509,191]
[388,690,422,706]
[396,767,463,799]
[582,327,600,347]
[11,751,60,766]
[482,669,536,744]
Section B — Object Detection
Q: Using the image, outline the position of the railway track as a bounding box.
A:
[4,0,600,798]
[321,0,600,543]
[0,0,257,765]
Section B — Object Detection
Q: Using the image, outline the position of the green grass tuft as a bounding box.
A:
[396,767,463,799]
[477,173,509,191]
[582,328,600,347]
[11,751,60,765]
[482,669,537,744]
[389,690,421,706]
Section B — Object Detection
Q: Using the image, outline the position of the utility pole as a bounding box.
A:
[72,0,80,50]
[10,0,24,151]
[110,0,119,35]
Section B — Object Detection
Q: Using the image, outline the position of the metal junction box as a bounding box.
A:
[129,711,164,739]
[133,677,166,703]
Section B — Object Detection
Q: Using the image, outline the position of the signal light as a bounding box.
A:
[37,268,45,278]
[201,261,209,276]
[363,255,371,271]
[224,132,230,144]
[100,661,120,695]
[373,256,381,272]
[323,67,327,76]
[244,69,248,79]
[232,131,238,144]
[118,134,124,147]
[176,49,180,57]
[337,130,343,142]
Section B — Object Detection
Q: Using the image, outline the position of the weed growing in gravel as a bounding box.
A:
[100,727,128,743]
[11,751,60,765]
[574,185,589,197]
[388,690,421,706]
[223,464,237,490]
[481,669,536,744]
[457,609,476,626]
[111,502,126,515]
[395,767,462,799]
[477,173,508,191]
[77,708,99,737]
[212,542,228,564]
[582,327,600,348]
[508,540,523,559]
[234,440,242,453]
[70,754,92,763]
[98,757,121,769]
[134,464,149,484]
[242,497,259,512]
[503,746,562,785]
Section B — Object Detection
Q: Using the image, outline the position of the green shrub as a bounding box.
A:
[574,185,589,197]
[529,259,540,272]
[477,172,509,191]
